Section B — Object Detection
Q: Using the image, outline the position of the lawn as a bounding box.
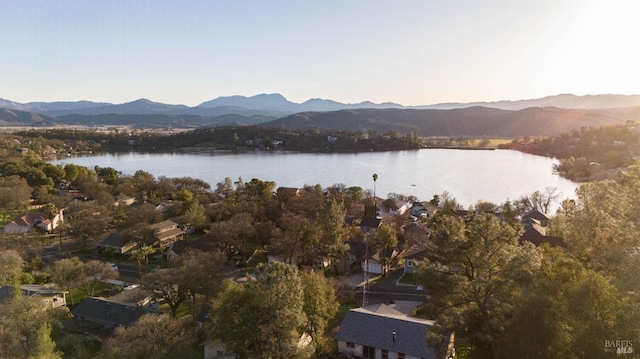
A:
[397,272,419,285]
[67,282,123,306]
[0,210,20,226]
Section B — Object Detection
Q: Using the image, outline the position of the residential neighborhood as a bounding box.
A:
[0,169,572,359]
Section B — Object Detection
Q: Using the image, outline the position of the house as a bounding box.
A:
[106,285,153,307]
[154,201,175,213]
[334,216,381,275]
[115,196,136,207]
[335,240,367,274]
[276,187,301,205]
[0,285,68,308]
[411,202,439,220]
[71,297,152,329]
[149,220,185,247]
[521,210,549,227]
[362,248,398,275]
[335,303,454,359]
[380,198,412,217]
[403,244,427,275]
[98,233,138,254]
[360,216,382,233]
[3,210,64,234]
[204,333,311,359]
[519,211,565,247]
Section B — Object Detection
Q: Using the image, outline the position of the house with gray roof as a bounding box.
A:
[335,304,454,359]
[519,211,565,247]
[0,285,68,308]
[98,232,138,254]
[71,297,153,329]
[150,220,185,248]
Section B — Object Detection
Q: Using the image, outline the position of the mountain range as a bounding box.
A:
[3,93,640,117]
[1,93,640,137]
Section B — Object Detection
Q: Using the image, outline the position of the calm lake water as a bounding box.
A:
[52,149,578,209]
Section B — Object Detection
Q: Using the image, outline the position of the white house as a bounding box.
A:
[3,210,64,234]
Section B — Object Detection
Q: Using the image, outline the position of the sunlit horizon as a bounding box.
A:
[1,0,639,107]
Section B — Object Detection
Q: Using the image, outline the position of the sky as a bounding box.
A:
[1,0,639,107]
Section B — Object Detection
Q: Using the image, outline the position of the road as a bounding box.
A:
[346,268,426,305]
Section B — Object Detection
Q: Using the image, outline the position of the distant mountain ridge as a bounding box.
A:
[418,93,640,111]
[4,93,640,118]
[2,103,639,138]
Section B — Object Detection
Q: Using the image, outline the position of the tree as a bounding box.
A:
[129,248,146,278]
[29,323,63,359]
[549,165,640,290]
[139,245,155,274]
[118,204,163,232]
[371,223,397,276]
[208,212,256,258]
[316,199,347,273]
[514,187,560,215]
[49,257,84,305]
[177,249,226,302]
[0,250,25,285]
[175,188,194,202]
[210,262,308,359]
[0,176,31,212]
[102,313,199,359]
[502,247,640,359]
[182,200,207,231]
[243,178,276,201]
[372,173,378,197]
[273,213,314,265]
[141,268,191,317]
[41,163,65,185]
[215,177,235,198]
[300,271,339,357]
[0,295,64,358]
[65,201,110,248]
[417,213,541,358]
[82,260,118,297]
[94,166,119,186]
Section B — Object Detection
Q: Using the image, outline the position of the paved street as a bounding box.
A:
[348,268,426,306]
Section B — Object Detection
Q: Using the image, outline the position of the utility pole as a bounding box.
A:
[362,231,369,307]
[362,173,378,307]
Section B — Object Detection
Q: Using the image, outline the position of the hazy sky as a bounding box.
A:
[1,0,639,106]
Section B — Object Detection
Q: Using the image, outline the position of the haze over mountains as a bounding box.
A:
[1,93,639,137]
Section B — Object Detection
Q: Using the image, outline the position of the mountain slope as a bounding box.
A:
[417,94,640,110]
[264,106,638,137]
[0,109,61,126]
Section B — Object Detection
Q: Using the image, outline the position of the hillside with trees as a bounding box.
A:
[3,103,640,138]
[509,121,640,181]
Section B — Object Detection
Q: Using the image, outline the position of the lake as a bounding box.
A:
[51,149,578,209]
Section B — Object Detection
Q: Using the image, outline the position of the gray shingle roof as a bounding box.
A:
[71,297,151,327]
[335,304,437,359]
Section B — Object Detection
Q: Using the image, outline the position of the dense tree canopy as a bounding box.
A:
[102,313,199,359]
[417,213,541,358]
[211,262,310,359]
